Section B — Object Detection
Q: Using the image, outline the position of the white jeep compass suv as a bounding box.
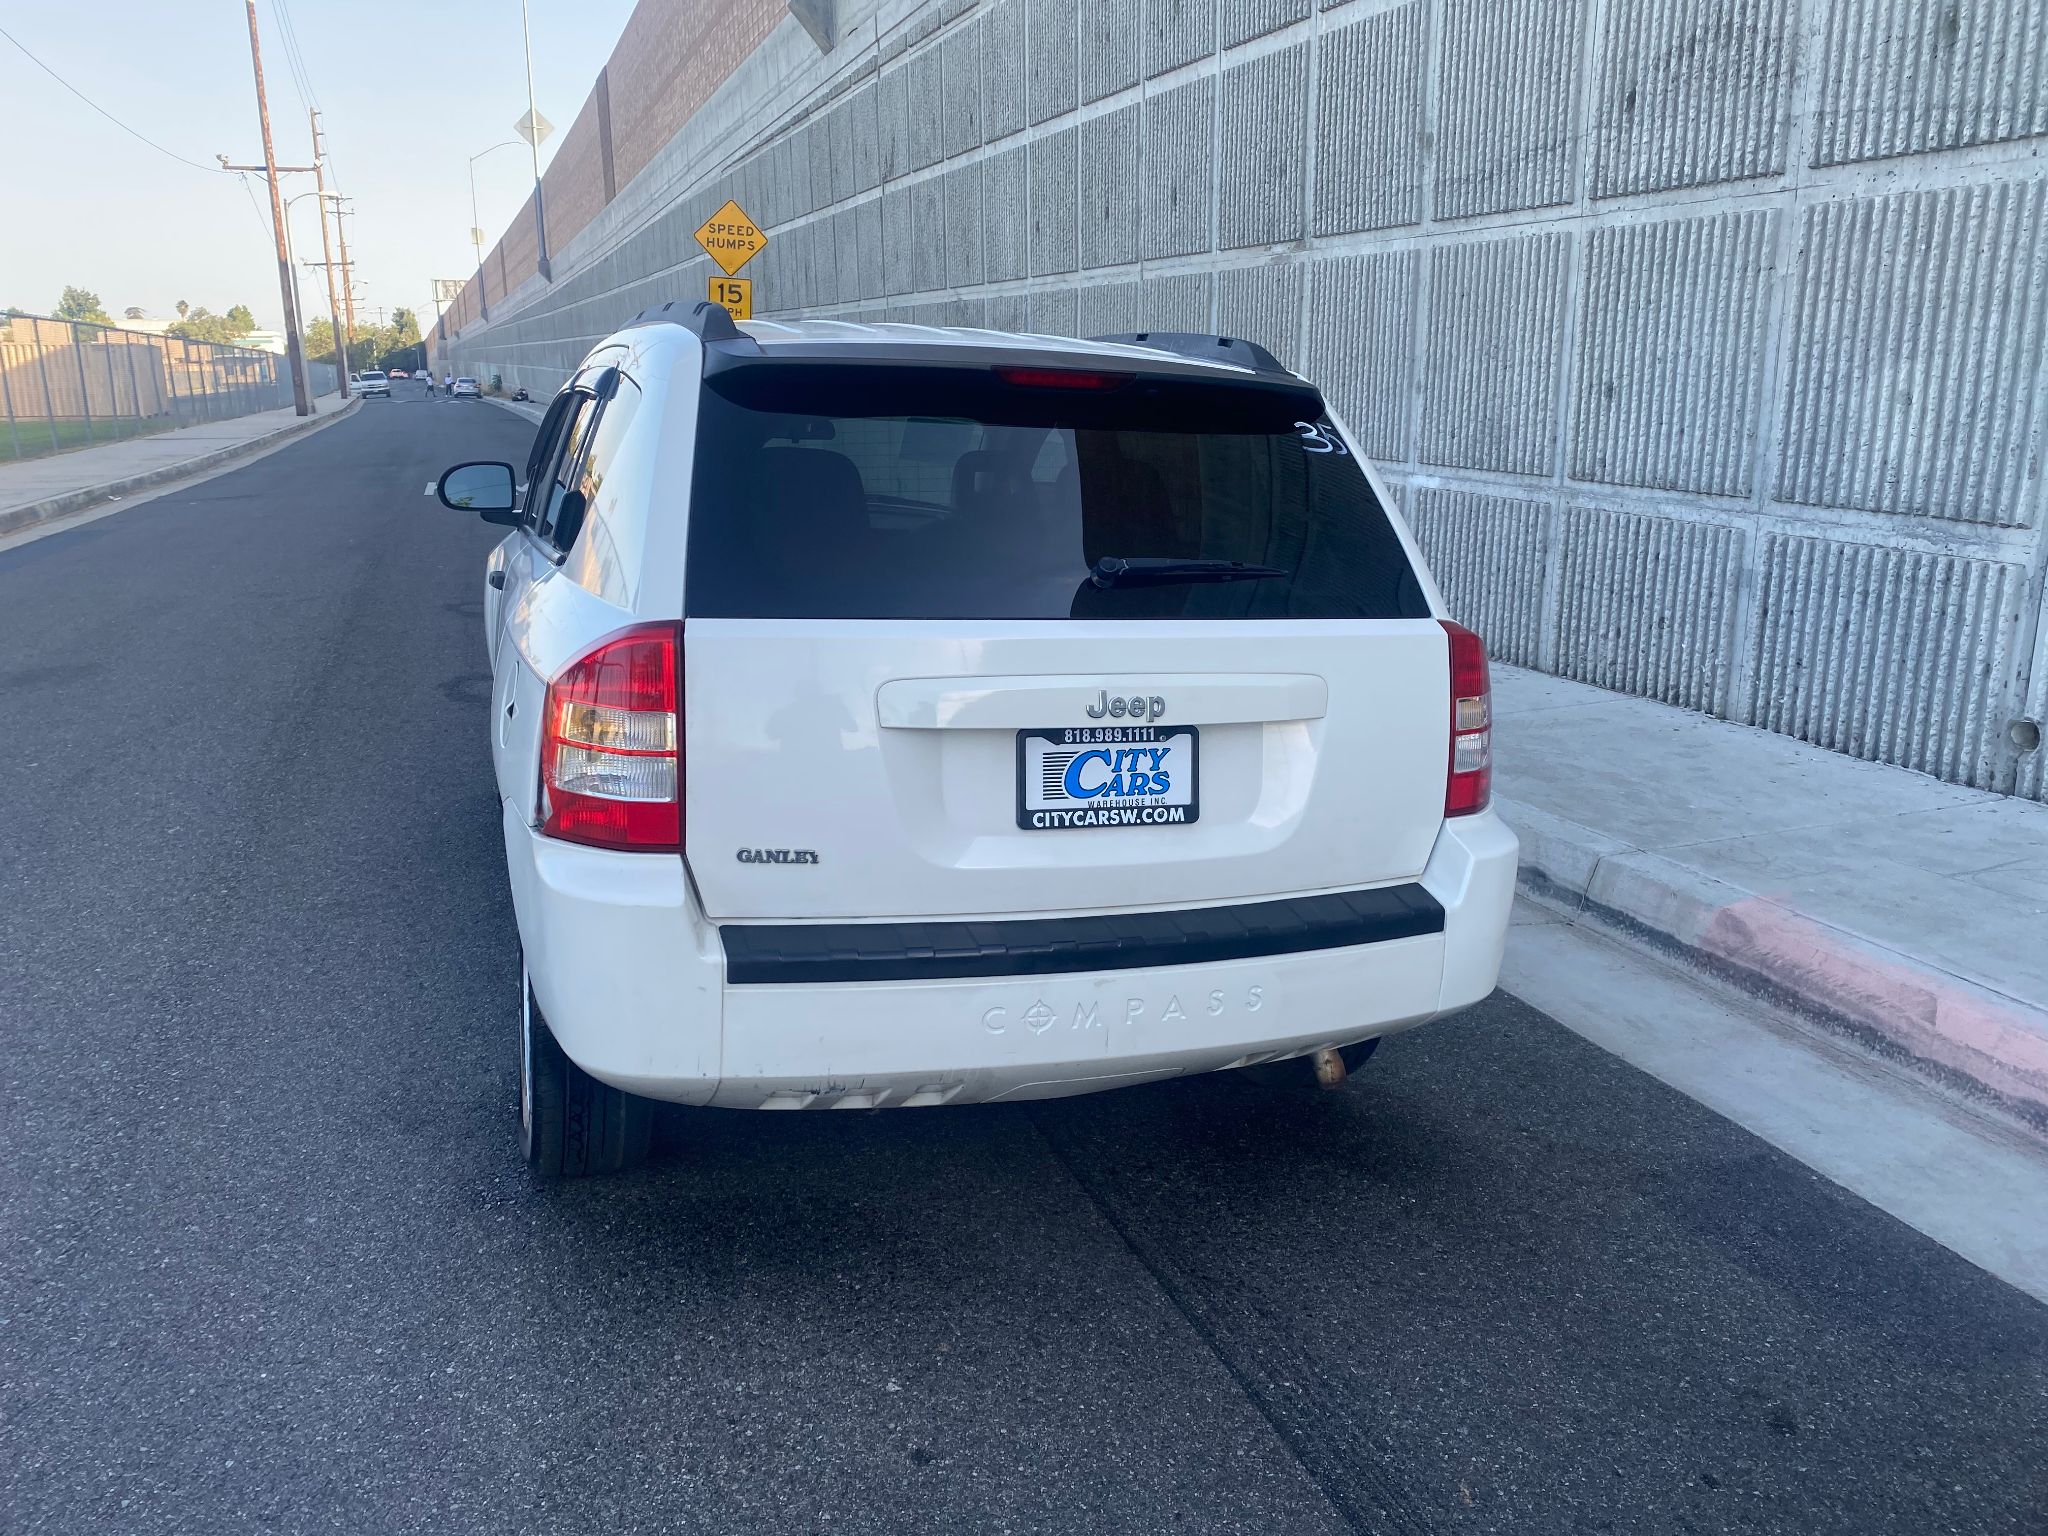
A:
[436,304,1517,1177]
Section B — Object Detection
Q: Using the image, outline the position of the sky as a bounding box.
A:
[0,0,634,332]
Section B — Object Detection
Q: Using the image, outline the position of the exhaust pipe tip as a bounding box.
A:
[1310,1047,1348,1089]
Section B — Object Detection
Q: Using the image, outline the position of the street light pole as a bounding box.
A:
[284,190,347,396]
[521,0,550,282]
[468,140,522,322]
[281,192,308,366]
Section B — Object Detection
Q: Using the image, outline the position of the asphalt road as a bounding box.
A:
[3,396,2044,1535]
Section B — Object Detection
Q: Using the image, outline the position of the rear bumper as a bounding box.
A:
[506,805,1517,1109]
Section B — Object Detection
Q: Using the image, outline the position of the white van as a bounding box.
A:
[437,305,1517,1176]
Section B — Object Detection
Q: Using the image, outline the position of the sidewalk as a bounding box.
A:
[0,394,356,537]
[1494,666,2048,1135]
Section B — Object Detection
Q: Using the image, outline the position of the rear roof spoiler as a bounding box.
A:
[622,303,1311,393]
[1088,332,1296,381]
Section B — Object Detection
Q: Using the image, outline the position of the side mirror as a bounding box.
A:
[551,489,588,550]
[437,461,520,525]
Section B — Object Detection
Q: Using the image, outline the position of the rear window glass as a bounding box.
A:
[684,364,1426,621]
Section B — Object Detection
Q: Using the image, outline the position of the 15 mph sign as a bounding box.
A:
[694,200,767,276]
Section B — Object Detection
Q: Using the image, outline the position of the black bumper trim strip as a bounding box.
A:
[720,885,1445,985]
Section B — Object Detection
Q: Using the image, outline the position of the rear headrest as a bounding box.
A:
[950,449,1003,510]
[757,447,867,545]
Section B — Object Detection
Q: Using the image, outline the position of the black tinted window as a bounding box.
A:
[533,397,593,541]
[685,365,1425,621]
[523,392,576,514]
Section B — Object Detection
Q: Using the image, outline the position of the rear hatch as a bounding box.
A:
[682,354,1446,921]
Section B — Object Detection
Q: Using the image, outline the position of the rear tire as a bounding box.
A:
[520,975,654,1178]
[1240,1036,1381,1090]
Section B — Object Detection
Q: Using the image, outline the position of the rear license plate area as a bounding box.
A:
[1017,725,1200,830]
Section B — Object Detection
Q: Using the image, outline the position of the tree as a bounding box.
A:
[302,317,391,370]
[303,316,339,367]
[166,306,255,345]
[166,308,215,341]
[389,307,421,348]
[175,299,190,319]
[124,306,146,320]
[224,304,256,337]
[55,286,112,325]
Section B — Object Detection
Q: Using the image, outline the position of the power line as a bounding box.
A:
[269,0,319,115]
[235,173,275,242]
[278,0,316,102]
[0,21,229,175]
[268,1,343,197]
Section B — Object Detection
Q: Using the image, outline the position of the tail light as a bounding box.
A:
[993,366,1131,390]
[1441,620,1491,816]
[539,623,682,851]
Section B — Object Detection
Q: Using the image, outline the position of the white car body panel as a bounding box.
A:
[875,672,1329,730]
[503,799,1515,1108]
[684,621,1449,920]
[481,318,1517,1109]
[482,536,511,655]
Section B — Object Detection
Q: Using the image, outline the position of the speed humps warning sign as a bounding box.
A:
[694,200,766,276]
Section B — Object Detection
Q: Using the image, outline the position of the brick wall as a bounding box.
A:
[449,0,785,325]
[543,89,612,260]
[605,0,787,190]
[495,191,541,297]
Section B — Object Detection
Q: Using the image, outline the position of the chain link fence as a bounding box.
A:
[0,313,341,464]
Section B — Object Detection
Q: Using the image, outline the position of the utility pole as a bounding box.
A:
[241,0,310,416]
[310,110,349,386]
[333,198,359,345]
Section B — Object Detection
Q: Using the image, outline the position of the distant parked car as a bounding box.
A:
[388,368,409,379]
[354,370,390,399]
[451,376,480,398]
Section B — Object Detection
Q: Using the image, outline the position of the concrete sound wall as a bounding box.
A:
[440,0,2048,800]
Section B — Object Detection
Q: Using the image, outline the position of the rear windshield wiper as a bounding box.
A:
[1089,556,1289,589]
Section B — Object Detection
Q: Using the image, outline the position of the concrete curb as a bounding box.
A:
[482,394,547,425]
[0,396,362,539]
[1502,793,2048,1137]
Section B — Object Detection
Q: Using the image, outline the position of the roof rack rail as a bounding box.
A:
[1088,332,1295,379]
[625,299,755,347]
